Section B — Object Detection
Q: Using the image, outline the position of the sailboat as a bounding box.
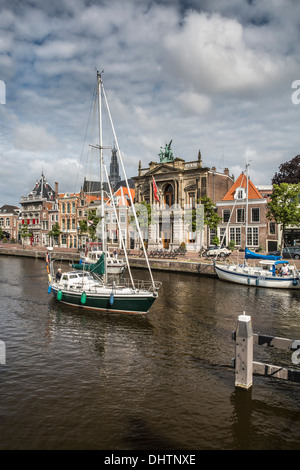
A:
[214,165,300,289]
[79,242,127,275]
[46,71,161,313]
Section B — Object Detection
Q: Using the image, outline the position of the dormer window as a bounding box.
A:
[234,188,246,200]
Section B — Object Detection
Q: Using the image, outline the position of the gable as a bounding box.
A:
[222,173,263,201]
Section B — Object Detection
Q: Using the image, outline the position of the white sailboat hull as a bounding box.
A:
[214,263,300,289]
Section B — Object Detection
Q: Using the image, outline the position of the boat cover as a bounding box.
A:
[245,247,282,261]
[72,253,105,275]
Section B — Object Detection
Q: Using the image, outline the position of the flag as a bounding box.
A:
[152,176,159,202]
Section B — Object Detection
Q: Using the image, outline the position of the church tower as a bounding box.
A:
[109,145,121,190]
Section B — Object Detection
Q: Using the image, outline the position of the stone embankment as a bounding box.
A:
[0,243,216,276]
[2,243,299,276]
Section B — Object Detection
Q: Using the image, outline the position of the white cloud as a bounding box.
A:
[0,0,300,207]
[13,123,58,151]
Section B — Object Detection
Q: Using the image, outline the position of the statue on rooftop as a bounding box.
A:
[159,140,174,163]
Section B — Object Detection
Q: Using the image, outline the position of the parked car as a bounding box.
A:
[268,246,300,259]
[205,245,232,258]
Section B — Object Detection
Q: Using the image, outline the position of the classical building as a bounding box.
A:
[134,142,234,250]
[20,173,57,246]
[216,172,279,252]
[0,205,20,241]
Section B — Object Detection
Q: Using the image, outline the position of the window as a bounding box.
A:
[247,227,259,246]
[120,212,126,224]
[0,218,3,227]
[235,188,246,199]
[62,203,65,214]
[269,222,276,235]
[188,192,195,208]
[5,217,10,227]
[230,227,241,245]
[237,209,245,223]
[251,208,260,222]
[223,209,230,223]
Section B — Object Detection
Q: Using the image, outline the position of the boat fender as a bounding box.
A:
[109,293,114,306]
[57,290,63,301]
[48,285,52,294]
[256,279,259,286]
[293,279,298,286]
[48,274,52,282]
[81,292,87,304]
[79,259,82,264]
[247,278,250,285]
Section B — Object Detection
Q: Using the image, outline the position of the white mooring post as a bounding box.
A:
[235,313,253,389]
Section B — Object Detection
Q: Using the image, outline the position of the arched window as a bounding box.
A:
[164,184,174,207]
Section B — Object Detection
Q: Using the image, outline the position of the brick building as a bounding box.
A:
[216,172,279,252]
[0,205,20,241]
[19,173,57,246]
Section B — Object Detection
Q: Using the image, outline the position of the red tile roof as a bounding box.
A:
[222,173,263,201]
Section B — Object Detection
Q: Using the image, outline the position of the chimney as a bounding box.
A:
[55,182,58,199]
[224,168,229,176]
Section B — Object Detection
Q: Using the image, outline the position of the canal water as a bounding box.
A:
[0,255,300,450]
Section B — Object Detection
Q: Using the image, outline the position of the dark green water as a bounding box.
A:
[0,255,299,450]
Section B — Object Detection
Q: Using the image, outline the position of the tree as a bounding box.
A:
[272,155,300,184]
[266,183,300,255]
[79,209,101,241]
[48,222,61,245]
[20,221,32,246]
[199,195,222,230]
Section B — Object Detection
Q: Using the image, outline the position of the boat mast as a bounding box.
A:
[97,70,107,282]
[101,79,156,290]
[245,162,250,250]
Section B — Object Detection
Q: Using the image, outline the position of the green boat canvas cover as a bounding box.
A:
[72,253,105,275]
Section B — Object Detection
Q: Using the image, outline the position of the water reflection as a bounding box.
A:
[0,257,300,449]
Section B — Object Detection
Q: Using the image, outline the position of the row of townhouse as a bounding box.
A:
[2,158,298,251]
[16,172,136,250]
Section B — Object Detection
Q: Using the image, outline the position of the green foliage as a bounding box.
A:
[199,195,222,230]
[79,209,101,241]
[48,222,61,242]
[211,235,220,246]
[228,240,235,250]
[267,183,300,254]
[20,221,32,239]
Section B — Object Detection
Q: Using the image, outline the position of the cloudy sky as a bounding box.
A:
[0,0,300,206]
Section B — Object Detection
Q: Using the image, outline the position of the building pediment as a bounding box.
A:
[144,164,181,177]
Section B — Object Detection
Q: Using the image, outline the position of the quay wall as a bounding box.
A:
[0,245,216,276]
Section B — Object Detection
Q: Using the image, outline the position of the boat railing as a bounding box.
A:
[111,277,162,292]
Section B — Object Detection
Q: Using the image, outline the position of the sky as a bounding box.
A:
[0,0,300,207]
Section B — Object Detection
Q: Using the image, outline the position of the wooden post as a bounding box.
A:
[235,314,253,389]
